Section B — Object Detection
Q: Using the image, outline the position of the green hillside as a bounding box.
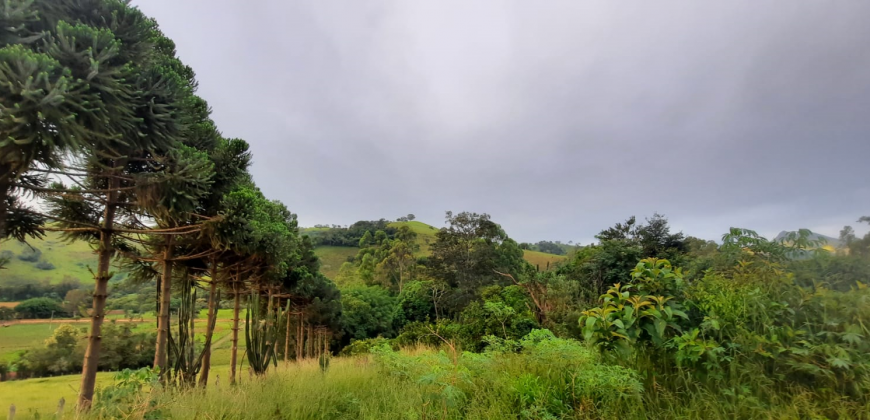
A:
[308,220,567,280]
[0,221,568,286]
[0,232,97,285]
[522,249,568,269]
[388,220,439,255]
[313,246,359,279]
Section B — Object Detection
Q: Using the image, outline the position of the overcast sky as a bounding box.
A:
[134,1,870,244]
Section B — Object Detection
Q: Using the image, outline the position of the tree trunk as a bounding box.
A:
[77,161,122,411]
[308,322,314,357]
[0,163,10,240]
[284,308,291,363]
[188,283,195,381]
[199,261,219,387]
[153,235,174,377]
[229,279,241,384]
[296,312,303,361]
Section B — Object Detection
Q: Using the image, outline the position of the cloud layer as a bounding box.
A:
[135,1,870,243]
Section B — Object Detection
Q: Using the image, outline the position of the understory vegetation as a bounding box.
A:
[66,215,870,420]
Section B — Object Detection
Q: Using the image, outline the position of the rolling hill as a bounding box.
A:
[0,232,97,285]
[1,220,569,286]
[310,220,569,280]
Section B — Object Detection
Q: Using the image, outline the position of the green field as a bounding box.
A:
[0,328,246,418]
[313,246,359,279]
[0,321,150,362]
[1,232,97,285]
[0,371,116,418]
[522,249,568,270]
[1,310,243,363]
[0,322,69,362]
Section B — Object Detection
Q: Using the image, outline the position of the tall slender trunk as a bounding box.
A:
[188,282,195,382]
[0,163,11,240]
[153,235,174,376]
[296,312,303,361]
[230,278,241,384]
[284,308,291,363]
[307,323,313,359]
[77,160,122,411]
[199,260,219,387]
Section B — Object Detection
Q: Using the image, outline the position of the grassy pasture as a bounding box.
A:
[389,220,439,255]
[0,321,150,362]
[313,246,359,279]
[522,249,568,270]
[0,372,115,418]
[0,232,97,285]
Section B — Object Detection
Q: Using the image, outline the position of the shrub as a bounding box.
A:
[373,330,641,418]
[0,307,15,320]
[16,322,156,378]
[16,247,41,262]
[340,337,393,356]
[13,297,65,319]
[92,367,161,418]
[35,260,55,270]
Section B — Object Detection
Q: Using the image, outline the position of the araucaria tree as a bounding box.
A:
[0,0,312,409]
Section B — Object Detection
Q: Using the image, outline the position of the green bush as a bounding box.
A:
[16,322,156,378]
[580,249,870,414]
[373,330,642,419]
[16,247,41,262]
[13,297,65,319]
[35,259,55,270]
[340,337,393,356]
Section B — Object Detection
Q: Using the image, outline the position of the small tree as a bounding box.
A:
[14,297,64,319]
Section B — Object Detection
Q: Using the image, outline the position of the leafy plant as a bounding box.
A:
[92,367,160,418]
[580,278,688,355]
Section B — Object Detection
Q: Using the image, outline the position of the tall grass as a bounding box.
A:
[86,359,424,420]
[79,349,870,420]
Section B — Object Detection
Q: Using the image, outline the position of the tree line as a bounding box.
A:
[0,0,340,410]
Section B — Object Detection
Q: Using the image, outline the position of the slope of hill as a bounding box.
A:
[0,232,97,285]
[522,250,568,270]
[313,246,359,279]
[388,220,439,255]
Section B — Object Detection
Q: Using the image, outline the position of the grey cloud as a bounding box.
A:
[135,0,870,243]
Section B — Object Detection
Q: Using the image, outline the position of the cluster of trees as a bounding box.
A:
[0,0,339,410]
[396,213,416,222]
[518,240,572,255]
[0,276,82,302]
[15,323,155,378]
[309,219,398,247]
[6,296,66,319]
[331,211,530,348]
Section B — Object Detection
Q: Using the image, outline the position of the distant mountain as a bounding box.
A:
[774,230,842,248]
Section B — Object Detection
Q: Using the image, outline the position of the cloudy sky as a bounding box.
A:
[134,1,870,244]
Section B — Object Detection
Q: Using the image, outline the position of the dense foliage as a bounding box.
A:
[16,323,155,378]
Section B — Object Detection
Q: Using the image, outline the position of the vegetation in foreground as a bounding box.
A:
[73,329,868,420]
